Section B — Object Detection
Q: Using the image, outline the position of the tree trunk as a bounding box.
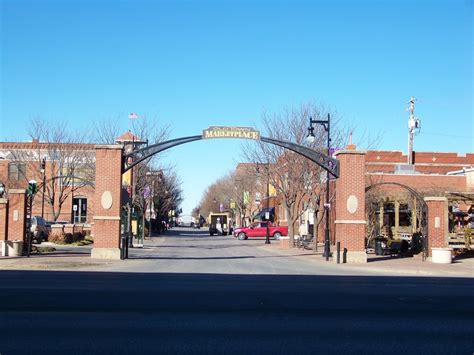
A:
[313,210,319,252]
[285,204,295,247]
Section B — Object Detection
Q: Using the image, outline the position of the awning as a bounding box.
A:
[253,207,275,220]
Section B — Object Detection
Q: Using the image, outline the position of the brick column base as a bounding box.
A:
[334,148,367,263]
[0,198,8,242]
[334,223,367,263]
[424,197,449,257]
[91,145,123,260]
[7,190,27,255]
[91,219,121,259]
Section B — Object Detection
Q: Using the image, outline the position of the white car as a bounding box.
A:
[27,216,51,243]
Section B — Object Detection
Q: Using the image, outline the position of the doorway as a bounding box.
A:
[72,197,87,223]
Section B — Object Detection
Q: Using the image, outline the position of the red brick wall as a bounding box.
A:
[0,199,8,241]
[7,190,27,242]
[92,146,123,249]
[366,173,466,194]
[0,158,95,224]
[366,151,474,174]
[424,197,448,255]
[334,149,366,252]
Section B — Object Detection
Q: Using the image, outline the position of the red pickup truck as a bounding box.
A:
[233,221,288,240]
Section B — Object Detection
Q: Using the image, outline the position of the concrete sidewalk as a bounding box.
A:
[257,241,474,277]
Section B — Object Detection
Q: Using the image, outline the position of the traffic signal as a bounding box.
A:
[27,180,37,195]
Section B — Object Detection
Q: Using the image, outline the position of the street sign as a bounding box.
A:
[202,126,260,140]
[265,212,270,220]
[73,205,78,211]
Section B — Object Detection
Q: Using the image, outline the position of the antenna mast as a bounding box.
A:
[407,97,421,165]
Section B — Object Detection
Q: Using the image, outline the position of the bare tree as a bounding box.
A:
[153,169,183,224]
[1,118,96,221]
[93,114,172,235]
[243,102,349,247]
[93,116,123,145]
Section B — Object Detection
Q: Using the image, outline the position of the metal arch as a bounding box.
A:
[123,134,339,178]
[366,181,429,261]
[261,136,339,178]
[365,182,427,207]
[123,135,203,173]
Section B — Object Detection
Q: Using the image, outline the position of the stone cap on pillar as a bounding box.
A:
[424,196,448,202]
[95,144,123,150]
[6,189,27,194]
[335,149,366,157]
[0,198,7,204]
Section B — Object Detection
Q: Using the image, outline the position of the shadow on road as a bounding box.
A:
[0,270,472,354]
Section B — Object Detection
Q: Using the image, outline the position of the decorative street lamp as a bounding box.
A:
[307,113,331,261]
[40,157,46,219]
[26,180,38,257]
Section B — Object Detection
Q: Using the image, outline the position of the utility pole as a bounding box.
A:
[407,97,421,165]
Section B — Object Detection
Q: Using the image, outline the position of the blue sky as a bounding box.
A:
[1,0,472,214]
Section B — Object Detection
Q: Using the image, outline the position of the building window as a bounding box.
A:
[8,162,26,180]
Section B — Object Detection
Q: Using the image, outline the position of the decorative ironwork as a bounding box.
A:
[123,133,339,178]
[260,136,339,178]
[123,135,202,173]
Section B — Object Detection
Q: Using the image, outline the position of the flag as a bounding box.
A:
[129,112,139,119]
[143,185,151,199]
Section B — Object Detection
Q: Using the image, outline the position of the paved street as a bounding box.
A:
[106,226,386,275]
[2,227,473,278]
[0,227,473,354]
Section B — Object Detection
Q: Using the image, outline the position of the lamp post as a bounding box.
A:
[40,157,46,219]
[307,113,331,261]
[265,165,270,245]
[26,180,37,257]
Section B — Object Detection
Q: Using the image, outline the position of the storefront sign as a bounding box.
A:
[202,126,260,140]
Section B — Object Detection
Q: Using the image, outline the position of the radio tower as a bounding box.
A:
[407,97,421,165]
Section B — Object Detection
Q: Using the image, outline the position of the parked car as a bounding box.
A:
[233,222,288,240]
[27,216,51,243]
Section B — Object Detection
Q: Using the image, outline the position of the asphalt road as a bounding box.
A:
[100,227,384,275]
[1,273,473,353]
[1,227,472,354]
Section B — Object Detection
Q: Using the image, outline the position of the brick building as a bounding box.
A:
[0,139,96,223]
[249,148,473,254]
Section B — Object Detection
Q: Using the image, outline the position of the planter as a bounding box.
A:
[7,240,24,257]
[1,241,8,256]
[431,248,453,264]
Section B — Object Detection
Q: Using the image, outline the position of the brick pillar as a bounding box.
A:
[334,147,367,263]
[7,190,27,243]
[91,145,123,260]
[0,198,8,256]
[0,198,8,241]
[424,197,448,256]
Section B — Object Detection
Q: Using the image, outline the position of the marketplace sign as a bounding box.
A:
[202,126,261,140]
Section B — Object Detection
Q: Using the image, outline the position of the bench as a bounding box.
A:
[446,233,468,249]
